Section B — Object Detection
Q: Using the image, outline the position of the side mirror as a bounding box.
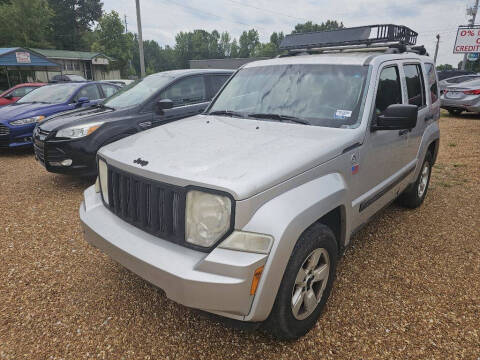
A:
[4,93,13,99]
[77,97,90,104]
[156,99,173,113]
[372,104,418,131]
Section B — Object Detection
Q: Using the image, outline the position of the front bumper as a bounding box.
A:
[80,186,267,319]
[34,135,97,176]
[0,122,35,148]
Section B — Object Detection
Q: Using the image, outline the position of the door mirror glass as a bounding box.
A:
[156,99,173,113]
[3,93,13,99]
[373,104,417,131]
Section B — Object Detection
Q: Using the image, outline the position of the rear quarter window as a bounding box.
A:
[424,64,439,104]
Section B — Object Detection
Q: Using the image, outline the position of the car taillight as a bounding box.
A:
[463,89,480,95]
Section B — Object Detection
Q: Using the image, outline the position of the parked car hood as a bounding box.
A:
[39,105,120,131]
[0,102,65,122]
[100,115,359,200]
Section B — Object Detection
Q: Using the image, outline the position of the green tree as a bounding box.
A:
[47,0,103,50]
[219,31,232,57]
[436,64,454,71]
[292,20,344,34]
[91,11,132,77]
[238,29,260,58]
[0,0,53,48]
[230,39,239,58]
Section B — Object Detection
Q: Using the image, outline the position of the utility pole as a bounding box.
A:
[434,34,440,63]
[462,0,480,70]
[135,0,146,78]
[124,14,128,33]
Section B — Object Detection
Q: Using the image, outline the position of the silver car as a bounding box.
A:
[80,26,440,339]
[441,78,480,115]
[439,74,480,94]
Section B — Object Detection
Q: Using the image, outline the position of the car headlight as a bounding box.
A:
[56,122,104,139]
[10,115,45,126]
[186,190,232,247]
[98,158,109,204]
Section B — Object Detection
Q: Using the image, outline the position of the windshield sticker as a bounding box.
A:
[334,110,353,119]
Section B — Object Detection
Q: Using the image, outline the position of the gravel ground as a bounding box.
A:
[0,113,479,359]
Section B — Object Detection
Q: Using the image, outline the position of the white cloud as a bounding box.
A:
[103,0,469,66]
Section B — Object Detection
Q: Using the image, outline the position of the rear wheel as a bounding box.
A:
[448,109,463,116]
[266,223,337,340]
[397,151,433,208]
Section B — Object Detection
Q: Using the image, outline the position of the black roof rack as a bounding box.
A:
[279,24,418,52]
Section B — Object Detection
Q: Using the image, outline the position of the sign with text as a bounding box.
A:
[454,26,480,53]
[15,52,31,63]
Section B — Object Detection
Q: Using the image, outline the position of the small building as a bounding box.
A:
[0,47,59,90]
[0,47,121,90]
[189,57,269,69]
[31,49,120,82]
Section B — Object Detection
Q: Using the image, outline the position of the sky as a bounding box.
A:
[103,0,469,66]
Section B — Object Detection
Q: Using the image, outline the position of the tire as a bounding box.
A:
[397,151,433,209]
[448,109,463,116]
[265,223,338,340]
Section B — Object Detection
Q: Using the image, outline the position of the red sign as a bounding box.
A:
[454,26,480,53]
[15,52,31,63]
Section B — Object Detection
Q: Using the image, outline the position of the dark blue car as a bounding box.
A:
[0,82,120,148]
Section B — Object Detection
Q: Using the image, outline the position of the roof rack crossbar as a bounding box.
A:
[279,24,418,52]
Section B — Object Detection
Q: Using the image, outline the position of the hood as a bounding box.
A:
[100,115,360,200]
[0,102,65,123]
[39,105,122,131]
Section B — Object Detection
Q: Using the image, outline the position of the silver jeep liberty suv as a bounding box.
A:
[80,25,440,339]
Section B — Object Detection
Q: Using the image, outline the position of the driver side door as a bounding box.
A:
[352,62,411,225]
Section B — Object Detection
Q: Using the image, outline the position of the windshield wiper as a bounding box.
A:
[248,113,310,125]
[208,110,246,118]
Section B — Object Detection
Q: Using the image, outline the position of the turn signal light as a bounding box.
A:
[250,266,264,295]
[463,89,480,95]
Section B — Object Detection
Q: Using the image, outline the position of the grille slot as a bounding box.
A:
[0,125,9,136]
[106,165,186,244]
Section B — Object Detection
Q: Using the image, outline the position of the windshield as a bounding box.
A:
[104,74,174,109]
[209,64,369,128]
[18,83,81,104]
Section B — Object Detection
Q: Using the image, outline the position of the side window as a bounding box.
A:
[424,63,439,104]
[207,75,230,99]
[100,84,119,98]
[375,66,402,114]
[160,76,206,107]
[75,84,101,101]
[10,87,35,97]
[403,64,426,107]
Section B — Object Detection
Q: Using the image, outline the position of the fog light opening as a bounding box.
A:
[61,159,72,166]
[250,266,264,296]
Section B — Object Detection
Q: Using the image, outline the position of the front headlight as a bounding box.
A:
[186,190,232,248]
[56,122,104,139]
[98,158,109,204]
[10,115,45,126]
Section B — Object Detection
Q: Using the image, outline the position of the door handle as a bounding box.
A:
[398,129,409,136]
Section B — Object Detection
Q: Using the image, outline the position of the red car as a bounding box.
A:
[0,83,45,106]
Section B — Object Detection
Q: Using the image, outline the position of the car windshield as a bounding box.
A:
[104,74,174,109]
[17,83,81,104]
[208,64,369,128]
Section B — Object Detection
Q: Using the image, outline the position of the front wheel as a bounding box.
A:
[448,109,463,116]
[397,151,433,208]
[265,223,338,340]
